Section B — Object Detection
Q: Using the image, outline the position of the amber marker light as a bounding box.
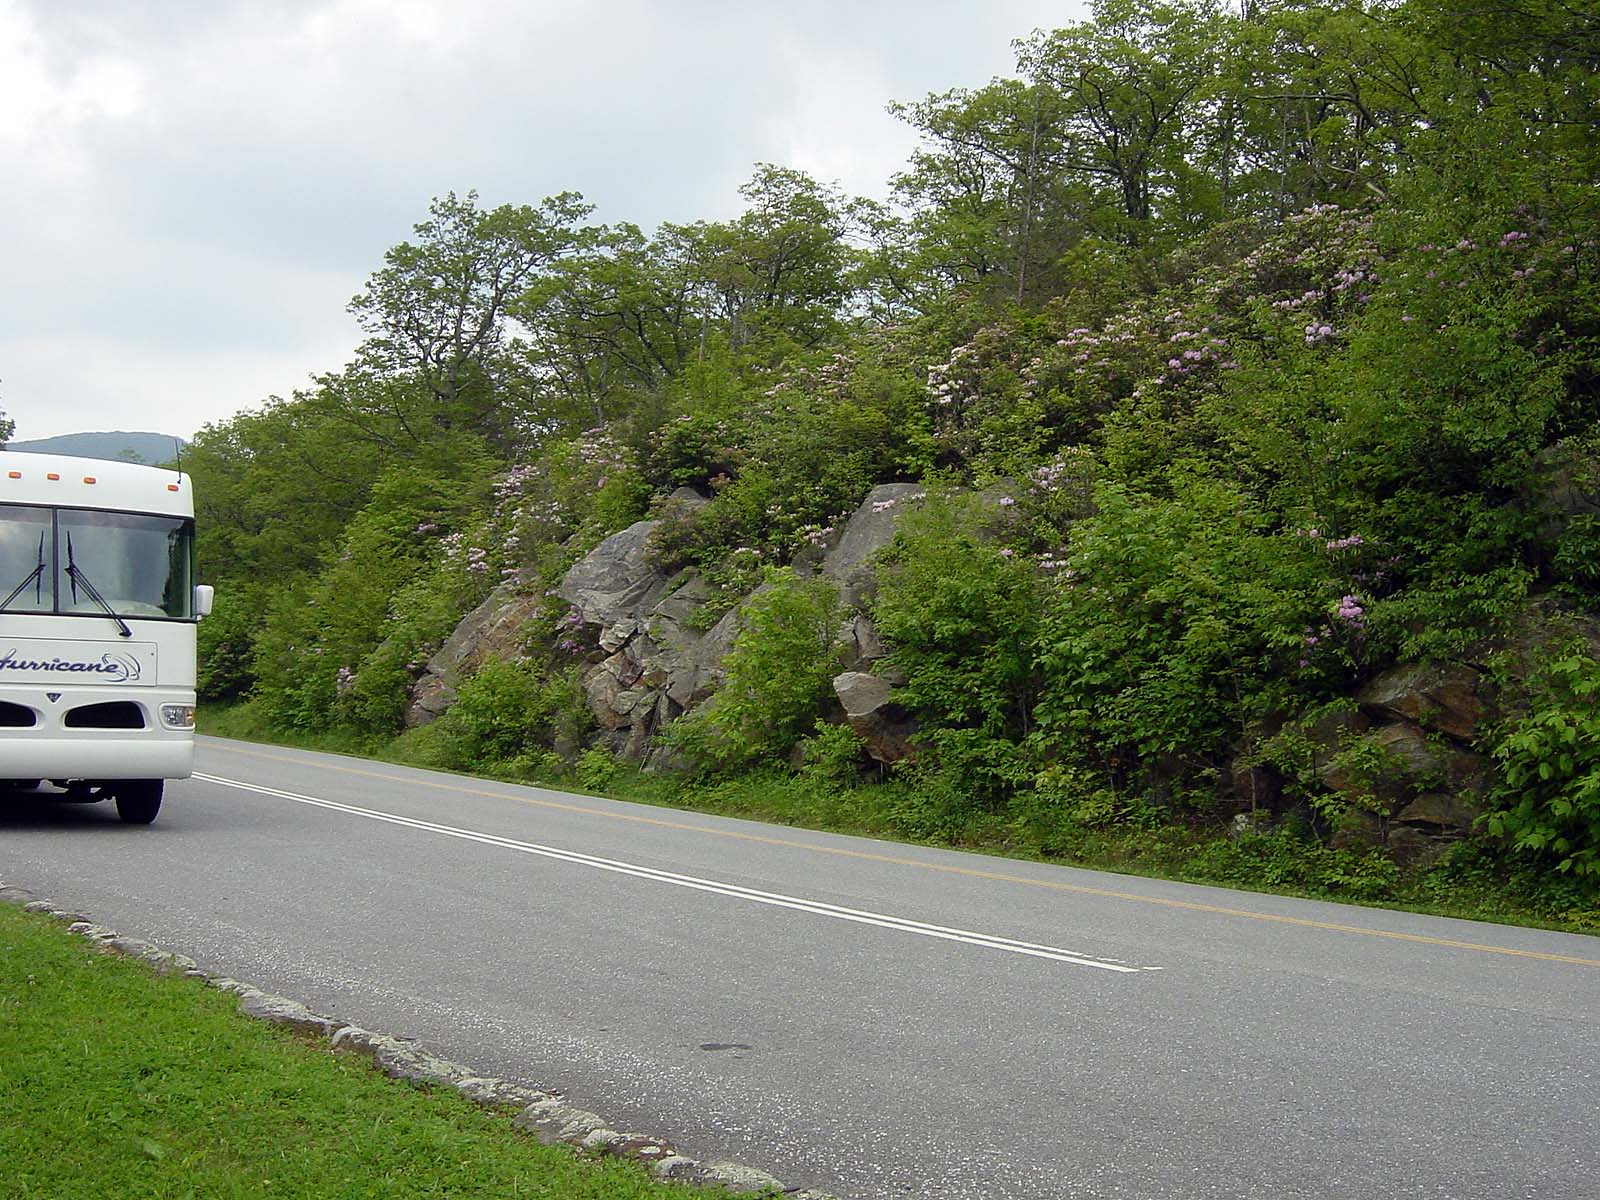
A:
[6,471,19,479]
[46,472,60,481]
[83,476,97,484]
[167,483,180,492]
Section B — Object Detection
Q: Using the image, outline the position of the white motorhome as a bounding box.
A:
[0,450,213,823]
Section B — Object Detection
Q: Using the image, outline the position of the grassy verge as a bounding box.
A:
[199,700,1600,935]
[0,902,721,1200]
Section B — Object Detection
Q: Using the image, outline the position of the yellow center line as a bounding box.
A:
[203,739,1600,969]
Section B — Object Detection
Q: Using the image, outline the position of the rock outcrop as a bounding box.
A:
[810,483,931,761]
[406,481,985,767]
[406,583,546,728]
[559,518,676,630]
[820,482,926,609]
[524,482,932,764]
[555,521,740,760]
[1296,663,1490,861]
[1356,663,1484,740]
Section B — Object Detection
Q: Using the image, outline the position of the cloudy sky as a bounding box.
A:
[1,0,1086,443]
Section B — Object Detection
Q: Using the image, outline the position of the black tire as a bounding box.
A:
[114,779,163,825]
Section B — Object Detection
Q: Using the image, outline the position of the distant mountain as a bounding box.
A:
[3,431,188,466]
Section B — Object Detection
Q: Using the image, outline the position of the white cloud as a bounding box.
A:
[0,0,1086,441]
[3,331,359,445]
[0,0,147,177]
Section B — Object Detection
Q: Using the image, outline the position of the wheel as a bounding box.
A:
[114,780,163,825]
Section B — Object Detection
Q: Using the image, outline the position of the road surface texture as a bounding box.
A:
[3,735,1597,1199]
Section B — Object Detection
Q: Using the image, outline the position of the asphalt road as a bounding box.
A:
[3,735,1598,1199]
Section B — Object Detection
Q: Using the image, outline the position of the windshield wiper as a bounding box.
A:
[65,533,132,638]
[0,532,46,613]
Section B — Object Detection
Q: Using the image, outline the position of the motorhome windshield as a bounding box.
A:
[0,504,196,620]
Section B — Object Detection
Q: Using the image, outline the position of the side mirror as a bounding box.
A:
[194,584,215,619]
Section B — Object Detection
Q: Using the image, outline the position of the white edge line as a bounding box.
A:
[195,772,1150,975]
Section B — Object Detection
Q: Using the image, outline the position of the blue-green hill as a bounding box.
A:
[6,431,187,465]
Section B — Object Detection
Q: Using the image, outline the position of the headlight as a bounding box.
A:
[159,704,196,729]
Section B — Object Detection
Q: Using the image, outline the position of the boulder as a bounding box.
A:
[833,671,916,764]
[1357,663,1483,740]
[405,583,544,727]
[1394,791,1480,833]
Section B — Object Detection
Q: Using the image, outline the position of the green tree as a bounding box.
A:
[347,190,594,448]
[890,78,1084,306]
[666,165,854,353]
[513,222,699,430]
[1017,0,1229,239]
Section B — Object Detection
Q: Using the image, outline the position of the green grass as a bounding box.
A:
[198,700,1600,935]
[0,902,722,1200]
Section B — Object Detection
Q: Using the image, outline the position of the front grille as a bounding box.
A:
[0,701,36,728]
[64,701,146,730]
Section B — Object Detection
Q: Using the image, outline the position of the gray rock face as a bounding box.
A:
[545,482,930,762]
[556,519,669,628]
[555,545,730,759]
[413,479,928,763]
[838,614,886,674]
[406,583,545,728]
[823,482,926,608]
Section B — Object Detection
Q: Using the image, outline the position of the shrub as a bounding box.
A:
[437,660,590,768]
[1032,478,1346,792]
[665,568,841,771]
[872,491,1042,805]
[796,721,869,790]
[196,588,261,700]
[1487,653,1600,876]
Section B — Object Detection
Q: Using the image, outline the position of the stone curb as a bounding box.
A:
[0,877,839,1199]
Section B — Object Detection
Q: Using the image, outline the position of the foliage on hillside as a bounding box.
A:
[189,0,1600,915]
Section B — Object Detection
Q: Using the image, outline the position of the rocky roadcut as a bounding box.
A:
[406,483,935,767]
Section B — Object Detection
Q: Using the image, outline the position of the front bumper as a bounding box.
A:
[1,736,195,781]
[0,685,196,781]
